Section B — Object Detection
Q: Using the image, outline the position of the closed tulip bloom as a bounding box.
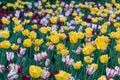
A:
[84,56,93,64]
[115,44,120,52]
[55,70,71,80]
[1,17,10,25]
[1,30,10,39]
[6,52,14,61]
[18,47,26,57]
[100,54,109,63]
[23,39,32,48]
[29,65,44,78]
[0,40,11,49]
[34,53,42,62]
[73,61,82,70]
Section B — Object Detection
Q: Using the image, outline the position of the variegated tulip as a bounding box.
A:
[0,65,5,73]
[7,63,23,74]
[18,47,26,57]
[48,44,54,51]
[42,70,51,80]
[17,38,22,44]
[86,64,98,76]
[114,66,120,76]
[45,59,50,67]
[62,55,74,66]
[41,51,48,60]
[34,53,42,62]
[7,70,18,80]
[106,67,117,78]
[6,52,14,61]
[86,67,95,76]
[75,46,82,54]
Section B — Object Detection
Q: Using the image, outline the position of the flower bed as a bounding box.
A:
[0,0,120,80]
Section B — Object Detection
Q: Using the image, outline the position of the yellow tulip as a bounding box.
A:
[2,30,10,39]
[98,75,107,80]
[23,39,32,48]
[0,40,11,49]
[55,71,71,80]
[100,55,109,64]
[29,65,44,78]
[73,61,82,70]
[84,56,93,64]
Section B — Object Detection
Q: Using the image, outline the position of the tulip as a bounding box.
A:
[86,64,98,76]
[34,53,42,62]
[18,66,23,73]
[41,51,48,60]
[17,38,22,44]
[42,70,51,80]
[45,59,50,67]
[18,47,26,57]
[7,63,17,71]
[62,55,74,66]
[114,66,120,76]
[76,46,82,54]
[48,44,54,51]
[6,52,14,62]
[0,65,5,73]
[86,67,95,76]
[106,67,116,78]
[7,70,18,80]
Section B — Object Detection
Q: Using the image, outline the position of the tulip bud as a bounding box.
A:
[6,52,14,61]
[17,38,22,44]
[45,59,50,67]
[75,46,82,54]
